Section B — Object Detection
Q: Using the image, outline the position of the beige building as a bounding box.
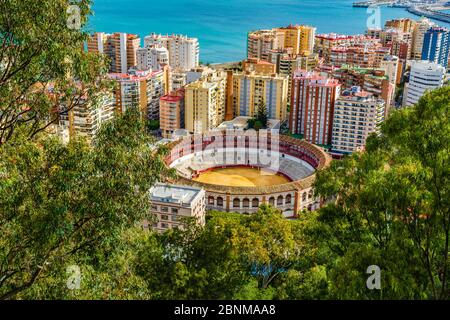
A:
[185,70,227,133]
[231,71,289,121]
[380,55,400,86]
[146,183,206,233]
[276,24,316,56]
[109,68,168,120]
[247,29,282,62]
[242,58,276,75]
[412,18,436,60]
[87,32,140,74]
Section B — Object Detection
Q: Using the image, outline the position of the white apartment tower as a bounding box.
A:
[402,60,445,107]
[331,87,385,154]
[144,34,200,71]
[136,45,169,71]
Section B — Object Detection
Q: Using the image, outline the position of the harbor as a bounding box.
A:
[353,0,450,23]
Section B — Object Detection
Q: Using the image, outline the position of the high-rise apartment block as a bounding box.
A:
[247,29,283,61]
[185,70,227,134]
[231,71,289,121]
[109,68,167,120]
[87,32,140,73]
[421,27,450,68]
[144,34,199,71]
[160,89,185,138]
[57,92,116,143]
[380,55,400,85]
[385,18,417,33]
[331,87,385,154]
[332,65,394,117]
[403,60,446,107]
[247,25,316,62]
[136,45,169,71]
[290,70,341,146]
[276,25,316,56]
[412,18,436,60]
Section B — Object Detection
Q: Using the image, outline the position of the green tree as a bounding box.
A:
[0,110,173,299]
[248,101,268,130]
[0,0,109,144]
[312,86,450,299]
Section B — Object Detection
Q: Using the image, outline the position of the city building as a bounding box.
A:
[331,87,385,154]
[329,43,390,69]
[332,65,394,117]
[171,70,187,91]
[380,55,400,86]
[385,18,417,33]
[146,183,206,233]
[290,70,341,146]
[57,92,116,143]
[231,71,289,121]
[412,18,436,60]
[247,29,282,62]
[185,70,227,133]
[403,60,446,107]
[186,66,216,84]
[144,34,199,71]
[276,25,316,56]
[421,27,450,67]
[160,89,185,138]
[314,33,357,61]
[136,44,169,71]
[87,32,140,73]
[109,68,167,120]
[242,58,277,75]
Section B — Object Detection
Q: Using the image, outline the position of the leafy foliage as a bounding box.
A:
[0,110,173,299]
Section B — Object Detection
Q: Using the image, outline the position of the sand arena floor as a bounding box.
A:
[193,167,291,187]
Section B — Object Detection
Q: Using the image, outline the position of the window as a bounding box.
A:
[286,194,292,204]
[243,198,250,208]
[277,195,283,206]
[233,198,240,208]
[252,198,259,208]
[151,205,158,210]
[161,215,169,221]
[208,196,215,205]
[161,207,169,213]
[161,223,169,229]
[171,208,178,214]
[302,193,307,202]
[269,197,275,206]
[217,197,224,207]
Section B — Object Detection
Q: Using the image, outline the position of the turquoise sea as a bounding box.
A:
[88,0,450,63]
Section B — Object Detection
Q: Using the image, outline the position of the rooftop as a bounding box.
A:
[150,183,204,206]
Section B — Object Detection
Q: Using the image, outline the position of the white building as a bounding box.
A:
[145,183,206,233]
[136,45,169,71]
[402,60,445,107]
[331,87,385,154]
[144,34,199,71]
